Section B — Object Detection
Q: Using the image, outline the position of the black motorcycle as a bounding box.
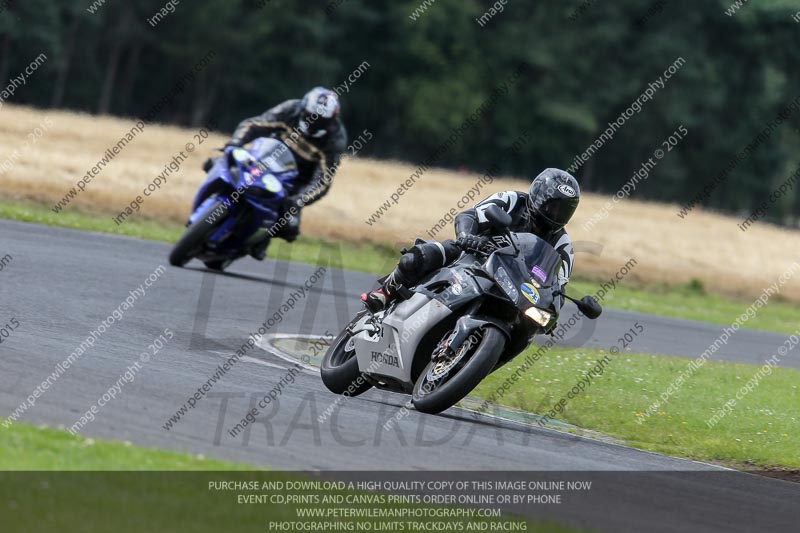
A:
[321,205,602,414]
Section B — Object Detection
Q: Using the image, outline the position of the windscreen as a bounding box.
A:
[515,233,562,286]
[250,137,297,173]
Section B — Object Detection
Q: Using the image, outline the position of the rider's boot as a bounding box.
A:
[251,208,301,260]
[250,239,269,261]
[361,271,405,313]
[267,203,300,243]
[275,212,300,243]
[361,240,460,313]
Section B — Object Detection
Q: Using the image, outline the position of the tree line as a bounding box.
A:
[3,0,800,223]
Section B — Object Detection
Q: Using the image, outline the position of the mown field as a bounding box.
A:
[2,104,800,304]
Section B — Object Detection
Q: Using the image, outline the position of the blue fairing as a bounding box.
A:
[186,137,299,255]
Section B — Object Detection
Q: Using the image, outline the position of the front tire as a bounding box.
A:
[412,326,505,414]
[169,200,229,267]
[320,313,373,397]
[203,259,232,271]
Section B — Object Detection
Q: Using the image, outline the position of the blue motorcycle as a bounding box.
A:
[169,137,299,271]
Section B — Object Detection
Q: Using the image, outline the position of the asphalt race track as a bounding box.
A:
[1,219,798,532]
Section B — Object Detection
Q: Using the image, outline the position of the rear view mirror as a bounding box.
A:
[484,204,512,231]
[576,295,602,319]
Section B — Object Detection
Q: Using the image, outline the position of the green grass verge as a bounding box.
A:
[1,200,398,275]
[3,199,799,334]
[0,424,586,533]
[473,345,800,470]
[569,277,800,336]
[0,423,244,470]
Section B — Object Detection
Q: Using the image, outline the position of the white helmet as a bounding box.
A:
[299,87,340,137]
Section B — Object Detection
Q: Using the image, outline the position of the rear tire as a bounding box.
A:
[169,200,229,267]
[320,312,373,397]
[412,326,505,414]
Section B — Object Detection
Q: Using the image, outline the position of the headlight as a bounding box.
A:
[232,148,252,163]
[494,266,519,302]
[524,307,552,327]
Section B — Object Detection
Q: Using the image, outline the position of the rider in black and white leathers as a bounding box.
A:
[362,168,580,313]
[455,189,575,291]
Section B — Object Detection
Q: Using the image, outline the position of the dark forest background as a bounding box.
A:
[3,0,800,222]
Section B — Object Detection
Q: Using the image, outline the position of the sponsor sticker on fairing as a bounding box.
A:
[520,283,541,304]
[531,265,547,283]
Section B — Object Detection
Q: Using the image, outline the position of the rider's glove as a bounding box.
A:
[225,139,244,148]
[457,234,493,254]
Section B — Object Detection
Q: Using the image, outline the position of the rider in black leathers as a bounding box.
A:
[211,87,348,259]
[363,168,580,313]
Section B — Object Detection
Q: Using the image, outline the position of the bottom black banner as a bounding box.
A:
[0,471,797,533]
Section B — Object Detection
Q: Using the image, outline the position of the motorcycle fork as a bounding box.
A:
[432,300,481,362]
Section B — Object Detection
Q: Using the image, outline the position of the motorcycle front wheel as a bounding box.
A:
[411,325,505,415]
[320,311,373,397]
[169,199,229,267]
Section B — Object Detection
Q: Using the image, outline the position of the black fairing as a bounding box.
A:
[486,233,562,312]
[410,232,563,368]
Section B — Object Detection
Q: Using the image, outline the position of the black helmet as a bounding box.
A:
[299,86,340,138]
[527,168,580,233]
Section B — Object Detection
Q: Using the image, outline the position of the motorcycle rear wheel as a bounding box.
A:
[169,199,229,267]
[411,325,505,414]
